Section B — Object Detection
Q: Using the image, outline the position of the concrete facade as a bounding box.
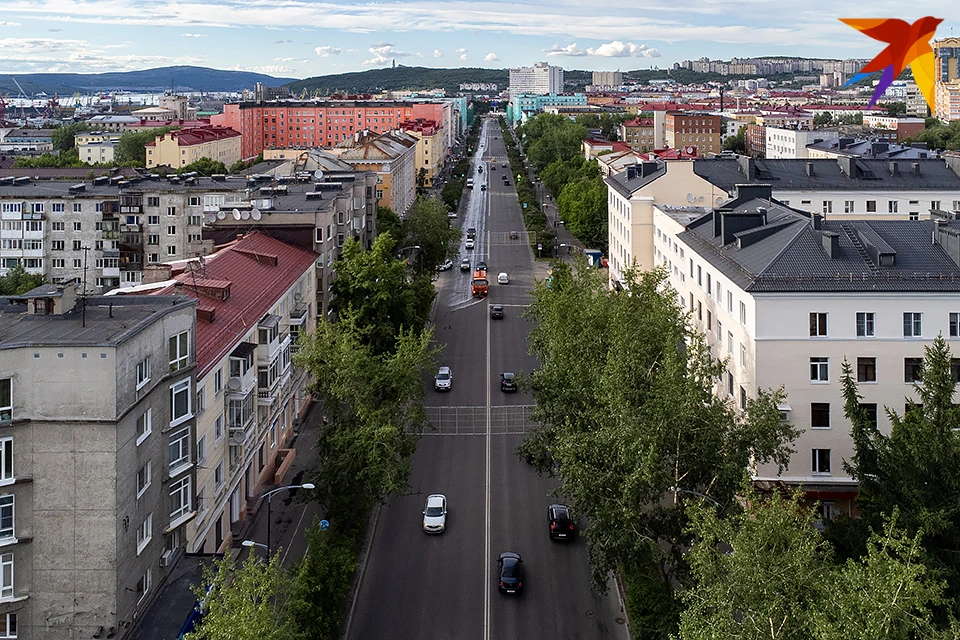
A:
[765,127,840,159]
[509,62,563,97]
[145,126,242,169]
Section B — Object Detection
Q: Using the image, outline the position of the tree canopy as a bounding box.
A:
[0,264,45,295]
[401,197,461,275]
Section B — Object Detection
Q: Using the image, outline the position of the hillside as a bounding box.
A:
[0,66,297,96]
[289,66,509,96]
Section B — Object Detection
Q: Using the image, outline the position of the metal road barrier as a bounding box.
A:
[424,405,538,436]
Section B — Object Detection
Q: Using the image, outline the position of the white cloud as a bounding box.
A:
[543,42,586,57]
[275,57,295,62]
[483,52,499,62]
[180,33,205,37]
[362,42,413,66]
[459,53,468,61]
[228,64,296,74]
[0,21,20,27]
[433,48,442,58]
[314,45,341,57]
[274,39,293,44]
[588,40,660,57]
[455,48,467,53]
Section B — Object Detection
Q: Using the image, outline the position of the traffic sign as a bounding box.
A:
[319,519,330,531]
[537,243,542,250]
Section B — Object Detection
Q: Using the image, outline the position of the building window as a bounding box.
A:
[196,386,205,415]
[866,200,877,213]
[214,368,223,394]
[0,440,10,483]
[197,435,206,465]
[904,357,923,383]
[136,569,152,603]
[51,240,64,251]
[167,246,177,256]
[170,379,192,426]
[147,234,159,245]
[860,403,878,428]
[136,409,152,445]
[73,240,82,251]
[739,386,747,411]
[169,331,189,371]
[136,356,150,389]
[0,380,9,424]
[0,553,12,599]
[73,221,81,231]
[697,265,702,287]
[903,312,922,337]
[137,514,153,555]
[809,312,828,337]
[822,201,832,214]
[168,426,191,472]
[0,613,16,638]
[215,461,224,490]
[856,312,875,337]
[727,291,733,313]
[136,461,151,498]
[0,496,12,539]
[739,343,746,368]
[857,357,877,383]
[170,477,192,522]
[844,200,854,213]
[707,310,712,331]
[215,413,224,442]
[812,449,831,474]
[727,331,733,353]
[888,201,898,213]
[706,273,712,295]
[167,225,176,236]
[167,206,176,216]
[951,313,960,338]
[726,371,734,396]
[810,357,829,382]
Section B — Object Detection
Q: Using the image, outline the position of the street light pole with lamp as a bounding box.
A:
[262,483,315,555]
[668,486,722,508]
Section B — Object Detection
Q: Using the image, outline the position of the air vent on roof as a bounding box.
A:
[185,177,197,185]
[68,183,86,194]
[305,192,323,200]
[109,176,122,185]
[211,174,226,182]
[93,176,109,186]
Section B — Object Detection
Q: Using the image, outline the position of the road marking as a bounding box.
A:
[483,123,493,640]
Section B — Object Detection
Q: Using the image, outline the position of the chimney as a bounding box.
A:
[912,162,920,176]
[732,183,773,201]
[626,165,638,180]
[811,213,822,230]
[888,161,899,176]
[713,209,723,238]
[838,156,856,179]
[721,211,767,245]
[142,263,173,284]
[821,231,840,258]
[173,282,186,296]
[805,162,814,176]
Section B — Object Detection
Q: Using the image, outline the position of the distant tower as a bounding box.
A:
[392,59,396,69]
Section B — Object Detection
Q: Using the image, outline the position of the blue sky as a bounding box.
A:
[0,0,957,79]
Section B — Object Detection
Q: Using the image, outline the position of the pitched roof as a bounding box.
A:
[149,232,318,376]
[677,199,960,293]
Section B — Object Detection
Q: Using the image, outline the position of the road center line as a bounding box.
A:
[483,123,493,640]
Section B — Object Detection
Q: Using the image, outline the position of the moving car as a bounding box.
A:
[435,366,453,391]
[497,552,524,594]
[500,372,518,392]
[509,230,519,239]
[548,504,575,540]
[422,494,447,533]
[477,261,487,271]
[467,227,477,239]
[498,272,509,284]
[460,258,471,271]
[491,305,504,319]
[503,179,511,186]
[481,184,487,191]
[439,258,453,271]
[465,238,475,250]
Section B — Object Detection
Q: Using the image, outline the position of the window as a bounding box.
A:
[136,569,152,603]
[197,435,206,465]
[810,357,829,382]
[168,427,191,471]
[707,310,712,330]
[860,403,878,428]
[727,291,733,313]
[809,313,828,337]
[822,200,832,214]
[706,273,712,295]
[697,265,702,287]
[716,282,722,302]
[169,331,189,371]
[215,414,224,442]
[169,477,191,522]
[866,200,877,213]
[147,196,160,207]
[147,215,160,225]
[1,613,16,638]
[812,449,831,474]
[951,313,960,338]
[167,206,176,216]
[726,371,734,396]
[888,200,898,213]
[0,440,11,482]
[0,380,9,424]
[196,386,205,414]
[136,461,151,498]
[844,200,854,213]
[214,461,224,490]
[147,234,159,245]
[856,312,875,337]
[315,227,324,243]
[167,246,178,256]
[904,357,923,383]
[857,357,877,383]
[727,331,733,353]
[0,496,12,539]
[214,368,223,394]
[167,225,176,236]
[739,386,747,411]
[716,319,722,340]
[1,553,12,598]
[51,240,64,251]
[903,312,922,337]
[52,221,64,231]
[137,514,152,555]
[136,356,150,389]
[72,259,82,269]
[73,221,82,231]
[136,409,152,445]
[170,379,192,426]
[73,240,82,251]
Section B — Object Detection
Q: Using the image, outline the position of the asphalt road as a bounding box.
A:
[345,118,628,640]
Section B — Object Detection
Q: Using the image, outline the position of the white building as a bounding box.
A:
[654,188,960,513]
[765,127,840,159]
[509,62,563,97]
[592,71,623,89]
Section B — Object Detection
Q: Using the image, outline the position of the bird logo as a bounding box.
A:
[840,17,943,112]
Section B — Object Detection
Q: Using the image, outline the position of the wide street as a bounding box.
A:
[345,118,628,640]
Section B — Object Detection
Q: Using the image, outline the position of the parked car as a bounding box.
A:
[509,230,519,239]
[500,372,517,392]
[439,258,453,271]
[497,552,524,594]
[491,305,504,319]
[447,210,457,218]
[498,272,509,284]
[422,494,447,533]
[548,504,575,540]
[435,366,453,391]
[460,258,471,271]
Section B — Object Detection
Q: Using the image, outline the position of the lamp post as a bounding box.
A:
[241,539,269,554]
[668,486,721,508]
[396,245,420,260]
[263,483,315,555]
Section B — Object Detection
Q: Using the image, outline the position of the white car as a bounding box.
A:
[447,210,457,218]
[423,494,447,533]
[434,366,452,391]
[439,259,453,271]
[465,238,475,250]
[498,272,509,284]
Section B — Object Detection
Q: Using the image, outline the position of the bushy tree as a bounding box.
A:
[722,125,746,154]
[286,521,357,639]
[401,197,461,274]
[521,113,588,171]
[375,206,402,241]
[51,122,88,152]
[177,157,228,176]
[0,264,44,295]
[556,173,607,250]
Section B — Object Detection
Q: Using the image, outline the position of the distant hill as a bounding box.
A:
[289,66,509,96]
[0,66,297,96]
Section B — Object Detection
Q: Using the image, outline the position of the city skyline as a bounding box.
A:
[0,0,956,79]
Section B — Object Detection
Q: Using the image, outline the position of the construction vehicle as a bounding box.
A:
[471,269,488,298]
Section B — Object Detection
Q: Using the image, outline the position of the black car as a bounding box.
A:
[467,227,477,239]
[497,552,524,594]
[477,261,487,271]
[491,304,504,319]
[503,179,511,186]
[500,372,517,392]
[548,504,575,540]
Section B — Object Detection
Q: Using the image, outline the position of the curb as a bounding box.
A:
[341,502,383,640]
[614,569,633,639]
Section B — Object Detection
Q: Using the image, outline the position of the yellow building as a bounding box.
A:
[399,118,444,187]
[75,131,123,165]
[935,38,960,122]
[619,117,656,152]
[337,129,418,216]
[665,112,722,156]
[145,125,241,168]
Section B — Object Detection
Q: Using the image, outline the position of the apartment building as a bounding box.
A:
[508,62,564,97]
[765,127,840,159]
[653,188,960,512]
[507,93,588,127]
[935,37,960,122]
[212,100,450,160]
[745,123,767,158]
[337,129,417,216]
[592,71,623,89]
[0,130,53,153]
[620,118,655,152]
[145,126,242,169]
[399,118,444,187]
[127,233,318,556]
[860,116,926,142]
[807,138,932,160]
[75,131,124,165]
[665,112,722,156]
[605,156,960,290]
[0,282,197,639]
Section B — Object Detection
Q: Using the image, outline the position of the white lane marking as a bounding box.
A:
[483,123,493,640]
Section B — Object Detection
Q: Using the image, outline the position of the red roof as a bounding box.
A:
[146,125,240,148]
[622,118,654,127]
[151,232,318,376]
[639,147,698,160]
[400,118,440,136]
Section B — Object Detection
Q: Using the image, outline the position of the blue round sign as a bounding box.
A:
[319,519,330,531]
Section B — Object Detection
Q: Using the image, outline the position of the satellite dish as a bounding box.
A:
[686,146,695,154]
[233,210,242,221]
[252,209,262,221]
[698,195,705,202]
[241,211,251,220]
[217,211,226,220]
[226,377,241,392]
[687,193,695,203]
[313,169,324,181]
[206,213,216,223]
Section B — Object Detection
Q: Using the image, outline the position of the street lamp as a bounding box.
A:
[241,540,269,553]
[668,486,721,508]
[263,483,315,555]
[396,245,420,257]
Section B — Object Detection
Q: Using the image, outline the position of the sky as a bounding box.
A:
[0,0,957,80]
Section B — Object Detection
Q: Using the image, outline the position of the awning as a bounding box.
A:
[259,314,280,329]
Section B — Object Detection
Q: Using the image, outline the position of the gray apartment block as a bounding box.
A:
[0,283,198,639]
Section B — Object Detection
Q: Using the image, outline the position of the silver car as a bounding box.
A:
[423,494,447,533]
[434,366,452,391]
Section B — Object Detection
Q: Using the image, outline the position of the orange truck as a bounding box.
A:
[471,269,489,298]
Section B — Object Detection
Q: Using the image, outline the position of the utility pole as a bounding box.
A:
[81,246,89,327]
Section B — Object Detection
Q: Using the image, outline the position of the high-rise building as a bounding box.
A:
[508,62,563,97]
[591,71,623,89]
[935,37,960,122]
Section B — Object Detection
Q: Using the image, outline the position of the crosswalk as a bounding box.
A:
[423,404,538,436]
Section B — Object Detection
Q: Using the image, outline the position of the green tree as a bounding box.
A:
[415,167,428,196]
[13,148,84,168]
[115,127,176,165]
[882,101,907,117]
[440,179,462,212]
[401,197,461,274]
[185,552,294,640]
[177,157,228,176]
[520,263,798,588]
[905,120,960,151]
[294,309,437,528]
[521,113,588,171]
[286,521,357,639]
[51,123,89,152]
[814,112,834,126]
[329,234,435,356]
[376,206,402,241]
[722,125,746,154]
[540,157,585,200]
[0,264,45,295]
[556,173,607,250]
